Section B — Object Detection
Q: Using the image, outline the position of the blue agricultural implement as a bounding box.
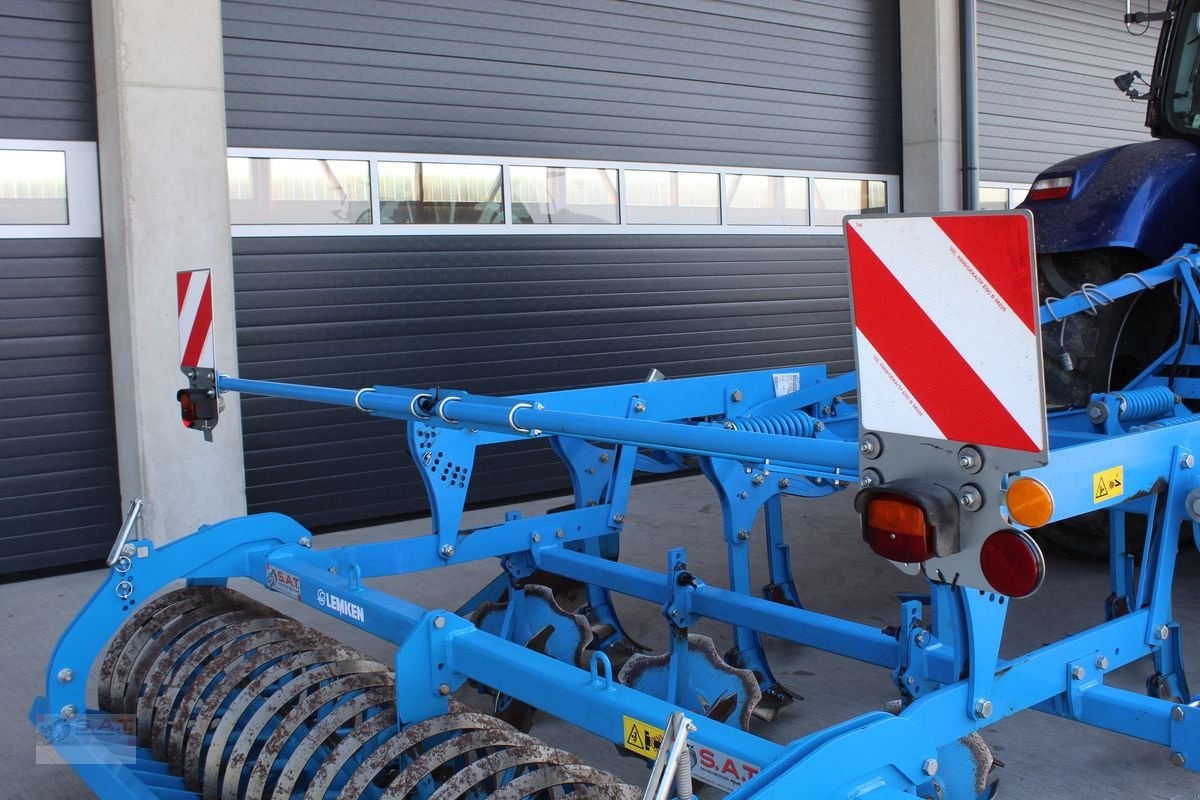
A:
[30,210,1200,800]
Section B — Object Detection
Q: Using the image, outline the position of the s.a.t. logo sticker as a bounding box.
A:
[266,564,301,600]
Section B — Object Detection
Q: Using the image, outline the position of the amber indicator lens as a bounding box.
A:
[1006,477,1054,528]
[980,529,1045,598]
[865,496,934,562]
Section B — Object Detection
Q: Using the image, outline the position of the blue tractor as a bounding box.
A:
[1024,0,1200,409]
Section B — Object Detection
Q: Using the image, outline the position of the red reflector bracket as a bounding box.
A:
[1028,175,1073,201]
[855,480,960,563]
[980,529,1045,598]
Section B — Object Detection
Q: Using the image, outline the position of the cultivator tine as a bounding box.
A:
[303,707,399,800]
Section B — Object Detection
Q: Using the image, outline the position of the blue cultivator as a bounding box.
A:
[32,213,1200,799]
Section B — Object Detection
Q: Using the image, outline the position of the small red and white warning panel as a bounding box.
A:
[846,212,1046,454]
[177,269,214,370]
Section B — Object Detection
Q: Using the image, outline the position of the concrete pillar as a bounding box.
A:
[92,0,246,544]
[899,0,963,212]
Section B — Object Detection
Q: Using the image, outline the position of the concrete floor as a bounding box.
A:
[5,474,1200,799]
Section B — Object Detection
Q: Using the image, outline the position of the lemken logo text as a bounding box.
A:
[316,588,366,623]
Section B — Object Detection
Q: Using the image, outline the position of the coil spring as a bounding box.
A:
[1115,386,1177,422]
[1131,412,1200,432]
[723,410,817,437]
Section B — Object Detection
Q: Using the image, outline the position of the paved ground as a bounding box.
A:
[3,474,1199,799]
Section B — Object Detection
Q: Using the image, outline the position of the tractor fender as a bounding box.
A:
[1020,138,1200,264]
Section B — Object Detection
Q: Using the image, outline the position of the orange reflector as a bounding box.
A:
[1005,477,1054,528]
[865,497,934,563]
[980,529,1045,598]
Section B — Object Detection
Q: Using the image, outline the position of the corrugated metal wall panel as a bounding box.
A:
[233,235,853,528]
[978,0,1159,183]
[222,0,901,172]
[0,0,97,140]
[0,238,121,574]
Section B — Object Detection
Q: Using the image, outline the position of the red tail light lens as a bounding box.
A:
[980,529,1045,598]
[864,496,935,562]
[178,388,199,428]
[1028,176,1073,201]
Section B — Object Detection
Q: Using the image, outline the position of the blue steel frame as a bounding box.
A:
[32,250,1200,799]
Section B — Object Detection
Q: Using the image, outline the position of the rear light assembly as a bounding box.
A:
[980,529,1045,598]
[1028,175,1073,201]
[855,480,960,563]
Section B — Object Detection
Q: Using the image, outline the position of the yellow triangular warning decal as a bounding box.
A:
[627,726,643,749]
[1095,477,1108,499]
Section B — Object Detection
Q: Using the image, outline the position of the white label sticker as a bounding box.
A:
[266,565,301,600]
[771,373,800,398]
[316,588,366,623]
[688,743,762,792]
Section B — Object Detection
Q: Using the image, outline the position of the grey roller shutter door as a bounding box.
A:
[233,234,854,527]
[0,238,121,574]
[0,0,97,141]
[977,0,1159,184]
[223,0,900,173]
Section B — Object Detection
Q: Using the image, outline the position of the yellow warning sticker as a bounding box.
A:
[1093,465,1124,503]
[622,716,664,758]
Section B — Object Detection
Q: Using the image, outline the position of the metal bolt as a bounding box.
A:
[861,469,882,488]
[778,478,790,489]
[670,609,680,617]
[531,533,541,543]
[613,513,625,524]
[752,474,765,486]
[906,675,916,686]
[915,631,928,647]
[433,616,446,629]
[120,542,136,558]
[599,452,611,463]
[440,544,456,558]
[744,466,753,474]
[60,705,77,719]
[731,390,743,403]
[738,491,749,500]
[860,434,882,459]
[633,401,646,414]
[737,529,750,541]
[328,565,339,574]
[438,683,451,696]
[57,668,74,684]
[555,529,565,539]
[822,405,832,416]
[1096,656,1109,670]
[1071,665,1086,681]
[957,446,984,474]
[1170,752,1186,767]
[814,420,825,432]
[585,467,596,474]
[298,537,312,548]
[974,699,993,719]
[1183,454,1196,470]
[1171,705,1186,721]
[959,485,983,512]
[1156,624,1171,641]
[922,758,938,777]
[813,476,824,485]
[423,451,432,463]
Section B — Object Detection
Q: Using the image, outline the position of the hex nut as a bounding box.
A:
[1095,656,1109,670]
[1171,705,1186,722]
[57,668,74,684]
[922,758,938,776]
[1170,752,1185,767]
[974,699,993,719]
[1071,665,1086,681]
[438,683,451,696]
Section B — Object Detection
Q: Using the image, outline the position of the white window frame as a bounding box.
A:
[227,147,899,237]
[978,181,1030,210]
[0,139,101,238]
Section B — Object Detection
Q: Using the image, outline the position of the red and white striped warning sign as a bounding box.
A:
[846,212,1045,453]
[177,269,214,369]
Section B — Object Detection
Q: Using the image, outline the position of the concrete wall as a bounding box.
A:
[91,0,246,544]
